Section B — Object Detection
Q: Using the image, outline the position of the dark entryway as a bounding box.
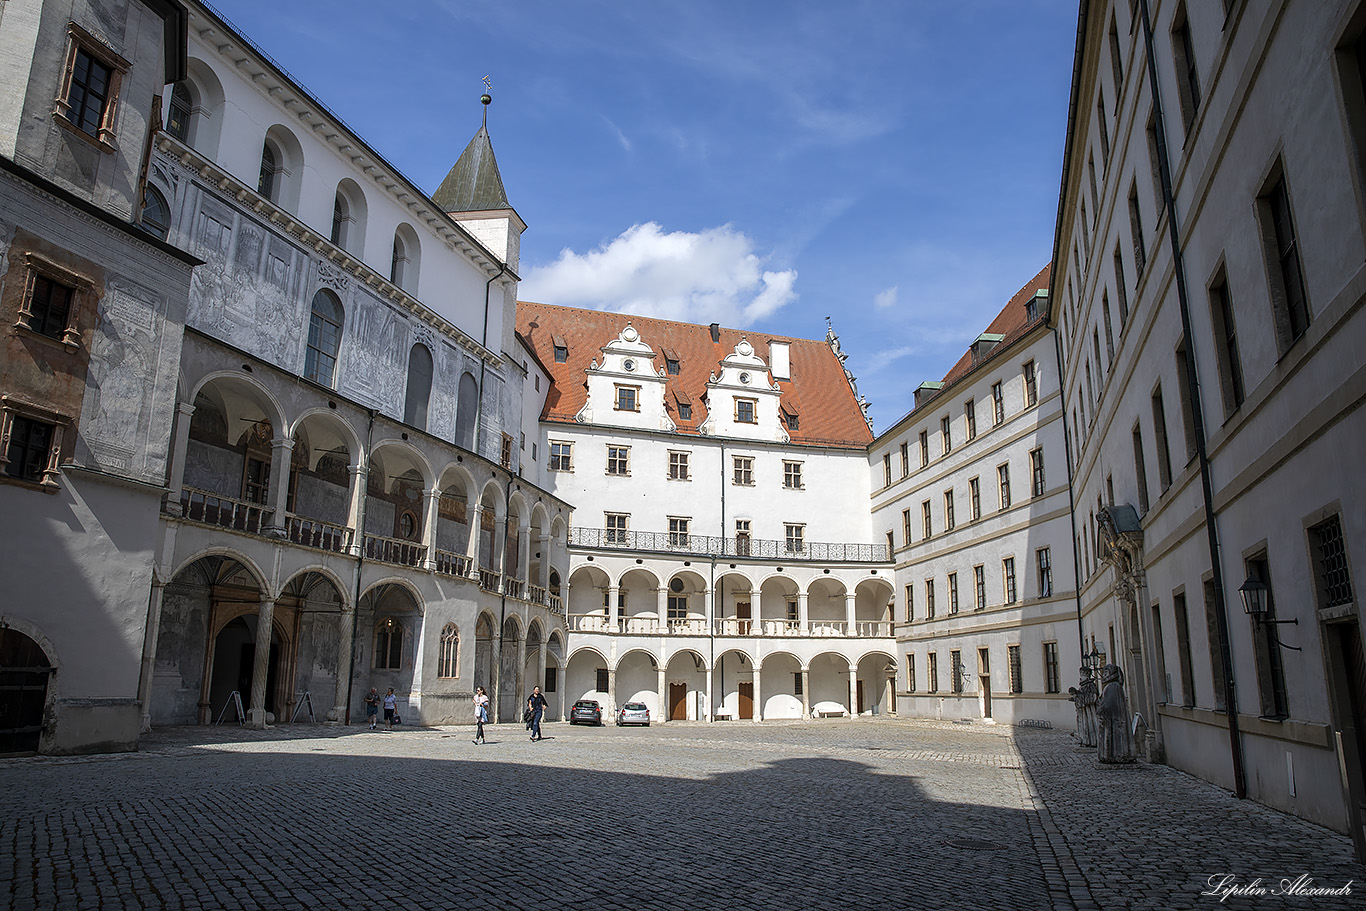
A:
[0,630,52,755]
[208,617,279,721]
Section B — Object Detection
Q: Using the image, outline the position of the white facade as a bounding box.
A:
[1053,0,1366,846]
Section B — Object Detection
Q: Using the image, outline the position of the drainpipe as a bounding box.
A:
[493,470,513,723]
[474,263,508,457]
[343,408,376,724]
[1137,0,1246,798]
[1051,328,1087,663]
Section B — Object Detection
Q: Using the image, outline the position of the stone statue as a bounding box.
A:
[1068,667,1099,747]
[1097,664,1135,763]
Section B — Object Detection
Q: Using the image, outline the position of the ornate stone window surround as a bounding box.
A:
[13,252,94,351]
[0,394,73,491]
[53,22,131,153]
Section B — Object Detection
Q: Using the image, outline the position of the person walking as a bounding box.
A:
[527,686,547,741]
[364,687,380,731]
[473,686,489,744]
[382,687,398,732]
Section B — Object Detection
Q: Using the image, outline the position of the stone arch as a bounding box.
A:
[663,648,708,721]
[568,564,611,628]
[618,567,661,632]
[331,177,368,256]
[855,650,899,717]
[760,650,804,719]
[716,570,758,635]
[455,371,479,450]
[366,443,435,555]
[807,650,855,718]
[759,573,801,634]
[566,646,610,718]
[498,614,523,721]
[390,222,421,293]
[170,547,271,599]
[357,581,423,721]
[806,576,850,633]
[855,576,896,632]
[260,124,304,212]
[714,647,757,720]
[614,647,661,719]
[473,611,497,694]
[177,57,225,156]
[433,462,478,559]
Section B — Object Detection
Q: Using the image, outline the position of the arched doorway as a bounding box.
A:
[0,629,52,755]
[208,616,281,722]
[498,616,522,721]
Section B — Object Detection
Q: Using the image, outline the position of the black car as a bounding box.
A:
[569,699,603,725]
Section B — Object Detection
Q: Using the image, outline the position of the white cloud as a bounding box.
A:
[600,115,632,153]
[521,222,797,326]
[874,286,898,310]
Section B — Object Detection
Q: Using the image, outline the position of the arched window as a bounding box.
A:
[391,234,407,287]
[166,82,192,142]
[330,179,367,256]
[305,289,344,387]
[455,372,479,450]
[404,343,433,430]
[140,186,170,240]
[438,623,459,678]
[390,224,420,292]
[330,192,350,247]
[257,141,277,201]
[375,617,403,669]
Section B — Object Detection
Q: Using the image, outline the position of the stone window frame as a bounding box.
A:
[782,459,803,490]
[53,22,131,153]
[783,522,805,554]
[734,396,758,424]
[732,455,754,487]
[374,617,404,670]
[605,512,629,545]
[667,449,690,481]
[605,444,630,477]
[0,395,72,492]
[614,384,640,412]
[667,516,691,548]
[13,252,93,351]
[549,440,573,472]
[437,623,460,678]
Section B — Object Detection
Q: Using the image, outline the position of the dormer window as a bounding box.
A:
[783,409,800,431]
[662,347,681,375]
[552,335,568,363]
[678,402,692,420]
[736,398,757,423]
[615,385,639,412]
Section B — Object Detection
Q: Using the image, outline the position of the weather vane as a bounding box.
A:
[480,76,493,126]
[482,75,492,91]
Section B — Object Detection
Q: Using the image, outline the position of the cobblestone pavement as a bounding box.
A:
[0,719,1358,910]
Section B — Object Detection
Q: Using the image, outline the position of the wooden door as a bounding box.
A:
[736,601,751,636]
[0,630,51,755]
[981,676,992,718]
[856,679,864,715]
[1325,619,1366,862]
[669,683,687,721]
[738,681,753,719]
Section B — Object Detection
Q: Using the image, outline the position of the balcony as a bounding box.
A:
[569,527,891,563]
[568,615,892,638]
[178,488,270,535]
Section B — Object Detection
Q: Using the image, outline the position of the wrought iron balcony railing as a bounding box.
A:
[569,527,890,563]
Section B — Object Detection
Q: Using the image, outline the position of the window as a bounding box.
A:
[606,445,630,476]
[969,477,981,521]
[668,451,690,480]
[885,530,895,554]
[21,274,75,342]
[3,414,56,484]
[1310,515,1354,609]
[928,652,939,693]
[1129,185,1146,276]
[1037,548,1053,598]
[605,513,629,545]
[1113,246,1130,327]
[782,408,799,431]
[549,441,573,472]
[787,599,800,627]
[784,524,805,553]
[1102,296,1115,365]
[1022,361,1038,407]
[733,456,754,486]
[59,35,125,143]
[925,579,936,619]
[948,573,959,614]
[545,667,557,692]
[940,415,952,454]
[668,517,690,548]
[258,141,278,201]
[166,81,192,142]
[1008,645,1023,694]
[665,357,680,375]
[553,344,568,363]
[1152,386,1173,492]
[404,344,433,431]
[375,618,403,669]
[678,402,692,421]
[1003,558,1017,604]
[1097,95,1111,163]
[904,584,914,622]
[1146,116,1165,215]
[596,668,609,693]
[974,564,986,610]
[615,385,639,412]
[965,399,977,439]
[1043,642,1060,694]
[242,452,269,504]
[907,654,916,692]
[1132,424,1150,514]
[997,464,1011,510]
[991,382,1005,425]
[902,508,914,546]
[900,442,909,477]
[499,433,512,470]
[1174,339,1198,462]
[735,398,757,423]
[304,290,344,387]
[1109,15,1124,94]
[1172,6,1201,136]
[437,624,459,678]
[1246,555,1288,719]
[1088,154,1099,225]
[783,460,803,489]
[883,452,893,486]
[1204,579,1228,711]
[1093,329,1105,384]
[668,592,688,623]
[1260,173,1310,352]
[1209,276,1245,414]
[943,490,955,531]
[951,650,964,694]
[919,430,929,467]
[1174,593,1195,708]
[330,193,350,247]
[1030,448,1046,497]
[735,519,751,556]
[140,187,170,241]
[921,500,932,539]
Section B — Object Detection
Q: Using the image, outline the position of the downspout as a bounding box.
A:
[343,408,376,724]
[1051,328,1086,662]
[1137,0,1246,798]
[494,471,512,723]
[475,263,508,457]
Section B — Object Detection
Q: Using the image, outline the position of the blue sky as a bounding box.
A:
[219,1,1077,432]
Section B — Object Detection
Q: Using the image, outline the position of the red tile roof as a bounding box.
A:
[515,302,874,449]
[938,264,1052,388]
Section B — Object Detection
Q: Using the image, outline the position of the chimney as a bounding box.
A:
[709,323,720,343]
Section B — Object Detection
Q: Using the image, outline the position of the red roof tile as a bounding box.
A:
[516,302,874,448]
[938,264,1052,389]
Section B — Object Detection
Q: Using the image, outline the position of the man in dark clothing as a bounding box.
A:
[527,686,548,741]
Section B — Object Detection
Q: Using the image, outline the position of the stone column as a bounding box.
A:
[847,662,859,718]
[702,587,713,632]
[516,633,528,707]
[844,593,857,634]
[536,533,551,588]
[465,503,484,572]
[797,592,809,632]
[752,665,762,722]
[537,643,547,700]
[607,666,618,716]
[265,437,295,536]
[136,579,167,732]
[606,586,619,632]
[518,524,532,587]
[657,665,667,722]
[345,464,367,556]
[248,594,276,728]
[493,517,508,579]
[705,667,714,723]
[163,403,195,515]
[331,606,355,722]
[656,587,668,633]
[420,487,440,570]
[800,668,811,718]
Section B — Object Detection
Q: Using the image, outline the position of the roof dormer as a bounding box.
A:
[575,324,674,432]
[700,338,787,442]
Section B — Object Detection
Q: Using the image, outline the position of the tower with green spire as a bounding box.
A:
[432,93,525,273]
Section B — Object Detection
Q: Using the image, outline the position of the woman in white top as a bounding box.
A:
[473,686,489,744]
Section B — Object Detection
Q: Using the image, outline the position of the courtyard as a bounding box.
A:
[1,718,1358,911]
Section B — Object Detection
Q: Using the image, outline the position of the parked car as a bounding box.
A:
[570,700,603,725]
[616,702,650,726]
